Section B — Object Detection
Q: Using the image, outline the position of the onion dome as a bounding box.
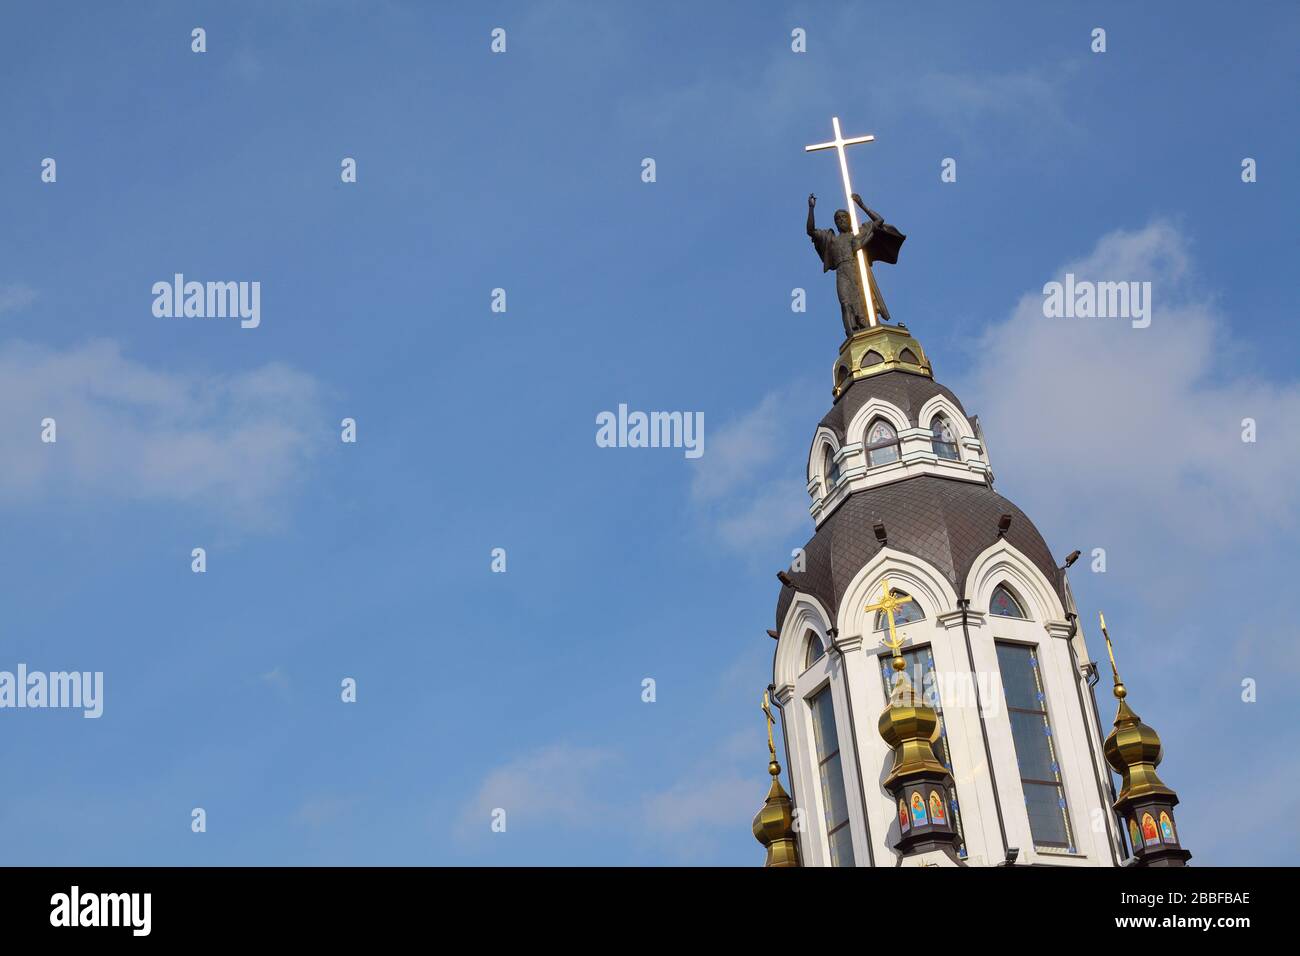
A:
[752,759,801,868]
[1103,693,1174,804]
[878,660,947,787]
[874,587,962,861]
[1098,614,1191,866]
[753,692,801,867]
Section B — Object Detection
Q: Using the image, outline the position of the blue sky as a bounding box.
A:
[0,1,1296,865]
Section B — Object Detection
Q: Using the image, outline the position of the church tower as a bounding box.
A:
[754,120,1189,868]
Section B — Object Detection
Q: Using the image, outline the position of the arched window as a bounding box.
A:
[990,584,1027,619]
[872,590,925,631]
[930,415,960,461]
[804,631,826,670]
[865,419,900,467]
[898,347,919,365]
[821,444,840,493]
[861,349,884,368]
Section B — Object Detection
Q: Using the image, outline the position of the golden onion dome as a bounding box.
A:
[878,663,947,788]
[1098,613,1176,803]
[752,759,800,867]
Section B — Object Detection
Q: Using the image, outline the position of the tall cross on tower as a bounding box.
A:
[864,578,913,671]
[805,116,880,328]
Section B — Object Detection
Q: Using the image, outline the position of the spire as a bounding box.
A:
[1098,613,1191,866]
[752,691,801,867]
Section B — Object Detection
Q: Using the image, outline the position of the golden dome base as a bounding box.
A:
[833,324,932,398]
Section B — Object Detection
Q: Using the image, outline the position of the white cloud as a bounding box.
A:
[959,221,1300,562]
[455,743,616,838]
[643,772,755,835]
[639,727,770,861]
[692,386,818,556]
[0,339,324,526]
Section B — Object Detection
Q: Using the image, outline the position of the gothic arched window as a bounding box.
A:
[804,631,826,670]
[821,444,840,493]
[861,349,884,368]
[898,347,919,365]
[865,419,900,467]
[931,415,960,461]
[990,584,1027,619]
[872,590,924,631]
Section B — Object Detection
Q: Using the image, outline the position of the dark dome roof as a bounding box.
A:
[776,475,1063,630]
[817,370,967,444]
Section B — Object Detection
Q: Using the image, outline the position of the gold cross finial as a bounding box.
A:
[1098,611,1127,700]
[805,116,880,327]
[865,578,913,670]
[759,691,769,764]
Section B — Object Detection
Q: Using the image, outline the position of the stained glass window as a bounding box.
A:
[1159,811,1176,844]
[865,419,900,467]
[931,416,960,461]
[809,686,855,866]
[880,645,967,857]
[804,632,825,671]
[990,584,1027,618]
[872,590,924,631]
[996,642,1075,851]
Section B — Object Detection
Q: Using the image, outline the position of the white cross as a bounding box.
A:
[805,116,879,328]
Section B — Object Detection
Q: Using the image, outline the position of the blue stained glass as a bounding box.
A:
[996,642,1075,850]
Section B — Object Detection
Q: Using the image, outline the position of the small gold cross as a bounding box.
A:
[865,578,913,668]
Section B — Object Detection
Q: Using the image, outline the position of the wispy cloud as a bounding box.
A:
[455,743,616,839]
[0,339,325,527]
[293,794,358,829]
[691,386,817,557]
[0,283,37,315]
[910,64,1080,142]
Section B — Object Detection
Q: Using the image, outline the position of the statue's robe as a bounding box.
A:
[810,221,906,334]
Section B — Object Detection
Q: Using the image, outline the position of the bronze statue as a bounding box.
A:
[807,192,905,336]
